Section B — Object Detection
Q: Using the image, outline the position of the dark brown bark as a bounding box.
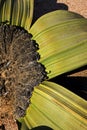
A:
[0,23,47,130]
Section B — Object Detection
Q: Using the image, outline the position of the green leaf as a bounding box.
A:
[30,10,87,79]
[0,0,34,29]
[24,81,87,130]
[19,118,29,130]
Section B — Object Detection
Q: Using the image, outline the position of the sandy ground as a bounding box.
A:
[58,0,87,18]
[0,1,87,130]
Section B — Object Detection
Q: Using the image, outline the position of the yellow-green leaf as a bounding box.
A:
[0,0,34,29]
[30,10,87,79]
[19,118,29,130]
[24,81,87,130]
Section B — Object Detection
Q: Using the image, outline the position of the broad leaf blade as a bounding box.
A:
[0,0,34,29]
[19,118,29,130]
[24,81,87,130]
[30,10,87,79]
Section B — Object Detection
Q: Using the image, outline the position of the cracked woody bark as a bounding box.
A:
[0,0,87,130]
